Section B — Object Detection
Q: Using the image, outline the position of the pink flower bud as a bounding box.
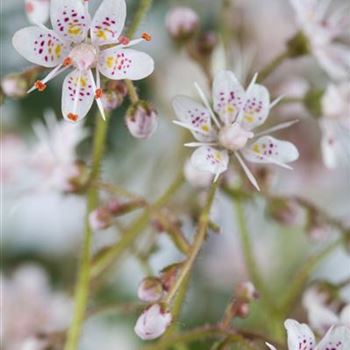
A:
[236,303,250,318]
[125,102,158,139]
[235,281,259,302]
[137,277,164,302]
[88,207,112,231]
[134,304,172,340]
[218,123,254,151]
[165,7,199,40]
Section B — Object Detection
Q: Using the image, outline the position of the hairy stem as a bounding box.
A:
[64,115,109,350]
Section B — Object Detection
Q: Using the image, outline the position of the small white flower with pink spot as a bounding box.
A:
[13,0,154,122]
[266,319,350,350]
[172,70,299,190]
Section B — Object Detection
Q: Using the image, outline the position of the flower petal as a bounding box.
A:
[172,95,217,142]
[242,136,299,166]
[212,70,245,124]
[240,84,270,131]
[25,0,50,24]
[320,120,339,168]
[98,48,154,80]
[265,342,277,350]
[91,0,126,46]
[12,26,67,67]
[284,319,316,350]
[62,69,94,122]
[316,325,350,350]
[50,0,90,43]
[191,146,229,177]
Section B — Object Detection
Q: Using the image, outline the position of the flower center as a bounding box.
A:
[218,123,254,151]
[69,43,98,70]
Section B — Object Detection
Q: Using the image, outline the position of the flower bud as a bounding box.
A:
[125,101,158,139]
[267,198,301,227]
[235,281,259,302]
[89,207,112,231]
[165,7,199,41]
[218,123,254,151]
[134,304,172,340]
[184,158,213,188]
[287,31,310,58]
[236,303,250,318]
[137,277,164,302]
[160,263,183,292]
[101,81,128,111]
[1,74,28,98]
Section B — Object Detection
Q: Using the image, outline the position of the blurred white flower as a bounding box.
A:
[266,318,350,350]
[134,304,172,340]
[30,111,87,192]
[172,70,299,190]
[320,82,350,169]
[290,0,350,80]
[2,264,71,350]
[165,7,199,40]
[184,158,213,188]
[13,0,154,122]
[25,0,50,25]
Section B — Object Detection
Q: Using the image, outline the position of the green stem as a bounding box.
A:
[125,79,139,103]
[126,0,153,38]
[258,51,289,82]
[165,180,219,304]
[64,115,109,350]
[91,174,184,278]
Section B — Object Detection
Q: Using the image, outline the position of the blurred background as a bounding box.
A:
[1,0,350,349]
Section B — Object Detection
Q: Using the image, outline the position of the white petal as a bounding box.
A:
[61,69,95,122]
[212,70,245,124]
[314,44,350,81]
[316,325,350,350]
[340,304,350,328]
[50,0,90,43]
[240,84,270,131]
[191,146,229,177]
[265,342,277,350]
[12,26,67,67]
[91,0,126,45]
[172,96,216,142]
[242,136,299,166]
[98,48,154,80]
[284,319,316,350]
[25,0,50,24]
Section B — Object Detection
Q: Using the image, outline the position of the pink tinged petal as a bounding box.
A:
[316,325,350,350]
[240,84,270,131]
[25,0,50,25]
[91,0,126,46]
[191,146,229,178]
[172,95,217,142]
[50,0,90,44]
[98,48,154,80]
[212,70,245,125]
[314,44,350,81]
[12,26,67,67]
[62,69,94,122]
[242,136,299,167]
[284,319,316,350]
[320,120,338,169]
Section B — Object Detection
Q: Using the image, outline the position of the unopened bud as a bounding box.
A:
[134,304,172,340]
[267,198,301,227]
[1,74,28,98]
[236,303,250,318]
[160,263,183,292]
[218,123,253,151]
[287,31,310,58]
[125,101,158,139]
[235,281,259,302]
[89,207,112,231]
[165,7,200,41]
[138,277,164,302]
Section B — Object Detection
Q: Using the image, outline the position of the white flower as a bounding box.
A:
[319,82,350,169]
[303,287,350,334]
[25,0,50,25]
[13,0,154,122]
[172,70,299,190]
[30,110,87,191]
[266,319,350,350]
[134,304,172,340]
[289,0,350,80]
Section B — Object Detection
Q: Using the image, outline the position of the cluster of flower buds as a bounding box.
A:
[89,197,146,231]
[1,66,44,99]
[134,263,183,340]
[125,101,158,139]
[101,80,128,112]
